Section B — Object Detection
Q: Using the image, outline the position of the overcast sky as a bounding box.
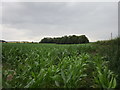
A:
[1,2,118,42]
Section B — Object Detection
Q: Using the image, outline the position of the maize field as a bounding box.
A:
[2,43,118,88]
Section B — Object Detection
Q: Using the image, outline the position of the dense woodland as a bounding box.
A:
[40,35,89,44]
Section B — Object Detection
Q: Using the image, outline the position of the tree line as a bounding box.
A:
[0,40,7,43]
[40,35,89,44]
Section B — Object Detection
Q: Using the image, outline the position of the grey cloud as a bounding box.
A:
[2,2,118,42]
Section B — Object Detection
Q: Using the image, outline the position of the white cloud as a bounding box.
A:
[0,25,2,39]
[1,0,119,2]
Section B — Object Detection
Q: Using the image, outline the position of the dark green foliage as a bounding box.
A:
[40,35,89,44]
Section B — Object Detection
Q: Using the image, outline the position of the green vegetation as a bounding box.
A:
[2,37,120,88]
[40,35,89,44]
[94,37,120,88]
[0,43,2,89]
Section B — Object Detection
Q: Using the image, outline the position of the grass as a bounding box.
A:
[2,38,119,88]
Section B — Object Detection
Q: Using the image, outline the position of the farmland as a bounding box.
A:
[2,38,120,88]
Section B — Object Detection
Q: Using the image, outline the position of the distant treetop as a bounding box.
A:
[0,40,7,43]
[40,35,89,44]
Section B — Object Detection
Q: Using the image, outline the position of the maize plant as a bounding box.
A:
[93,59,117,88]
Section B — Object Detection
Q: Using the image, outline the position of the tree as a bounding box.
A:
[40,35,89,44]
